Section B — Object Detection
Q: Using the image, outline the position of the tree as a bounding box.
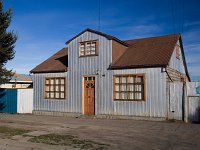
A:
[0,0,17,84]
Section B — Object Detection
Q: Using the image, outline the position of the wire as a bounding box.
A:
[181,0,185,34]
[171,0,176,34]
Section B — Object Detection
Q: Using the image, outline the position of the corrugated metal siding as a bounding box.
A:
[68,31,167,117]
[33,72,72,112]
[169,40,186,74]
[187,82,200,122]
[112,68,167,117]
[68,31,113,115]
[0,89,17,113]
[188,97,200,122]
[169,82,183,120]
[17,89,33,113]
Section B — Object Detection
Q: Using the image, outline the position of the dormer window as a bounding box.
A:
[79,40,98,56]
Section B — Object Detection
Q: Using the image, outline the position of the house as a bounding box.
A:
[0,73,33,89]
[30,28,190,121]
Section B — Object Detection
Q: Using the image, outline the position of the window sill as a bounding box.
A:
[114,99,146,101]
[79,55,98,58]
[44,98,67,100]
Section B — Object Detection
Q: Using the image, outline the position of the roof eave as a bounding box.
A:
[30,69,67,74]
[109,64,166,70]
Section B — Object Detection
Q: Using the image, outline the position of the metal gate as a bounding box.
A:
[0,89,17,113]
[187,82,200,123]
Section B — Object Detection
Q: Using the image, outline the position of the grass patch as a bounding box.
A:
[0,126,30,138]
[29,134,109,149]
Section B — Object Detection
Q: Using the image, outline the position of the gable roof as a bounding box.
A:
[66,28,129,46]
[30,48,68,73]
[30,29,190,81]
[111,33,180,69]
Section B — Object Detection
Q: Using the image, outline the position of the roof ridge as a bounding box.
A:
[66,28,129,47]
[123,33,180,42]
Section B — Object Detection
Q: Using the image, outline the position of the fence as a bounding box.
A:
[186,82,200,123]
[0,88,33,114]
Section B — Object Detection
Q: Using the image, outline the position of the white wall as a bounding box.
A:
[17,89,33,113]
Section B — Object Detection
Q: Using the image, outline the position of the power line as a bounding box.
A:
[170,0,176,34]
[181,0,185,34]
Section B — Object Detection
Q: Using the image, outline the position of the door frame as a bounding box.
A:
[82,75,96,115]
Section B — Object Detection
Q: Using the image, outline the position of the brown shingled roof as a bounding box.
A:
[111,33,180,69]
[30,48,68,73]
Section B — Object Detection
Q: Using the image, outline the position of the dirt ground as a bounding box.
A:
[0,114,199,150]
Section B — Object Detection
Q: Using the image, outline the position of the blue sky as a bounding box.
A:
[2,0,200,81]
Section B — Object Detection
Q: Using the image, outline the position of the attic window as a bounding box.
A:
[79,40,98,56]
[176,45,180,59]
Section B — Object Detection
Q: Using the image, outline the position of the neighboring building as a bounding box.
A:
[0,73,33,89]
[30,28,190,120]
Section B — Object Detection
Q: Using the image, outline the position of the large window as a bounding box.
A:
[44,78,66,99]
[79,40,98,56]
[114,74,145,101]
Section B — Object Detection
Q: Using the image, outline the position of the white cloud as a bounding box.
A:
[185,21,200,27]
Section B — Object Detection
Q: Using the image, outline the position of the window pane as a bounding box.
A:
[129,84,134,91]
[46,79,50,84]
[121,92,127,99]
[50,79,54,84]
[61,93,65,98]
[46,86,50,91]
[91,42,96,47]
[121,84,127,91]
[135,85,141,91]
[91,50,96,55]
[55,92,59,98]
[80,51,84,56]
[50,86,54,91]
[80,44,85,48]
[55,85,59,91]
[60,79,65,84]
[135,93,142,100]
[130,92,134,99]
[137,76,143,83]
[115,77,120,83]
[129,76,134,83]
[86,50,90,55]
[115,92,120,99]
[115,84,120,91]
[60,85,65,91]
[121,77,126,83]
[46,92,50,98]
[50,92,54,98]
[55,79,59,84]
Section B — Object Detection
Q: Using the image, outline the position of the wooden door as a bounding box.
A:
[84,76,95,115]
